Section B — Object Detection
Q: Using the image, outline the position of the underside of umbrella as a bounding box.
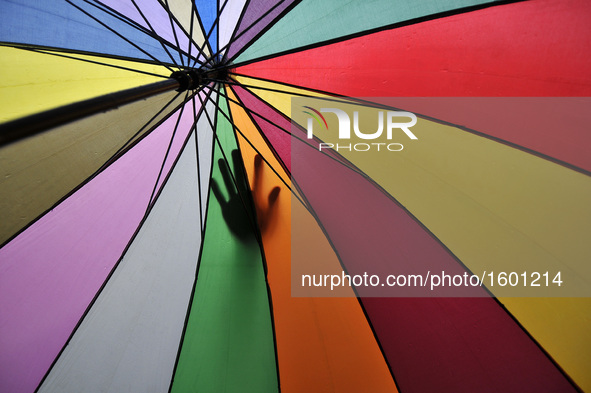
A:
[0,1,590,392]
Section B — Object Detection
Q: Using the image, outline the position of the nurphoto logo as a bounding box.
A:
[302,103,418,152]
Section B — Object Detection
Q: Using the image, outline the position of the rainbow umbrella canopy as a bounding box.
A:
[1,0,591,392]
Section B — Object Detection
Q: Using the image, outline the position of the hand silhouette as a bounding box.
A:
[211,150,280,241]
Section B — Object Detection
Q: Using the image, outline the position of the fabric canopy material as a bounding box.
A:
[0,0,590,392]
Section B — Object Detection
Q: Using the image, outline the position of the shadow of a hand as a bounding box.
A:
[211,150,280,241]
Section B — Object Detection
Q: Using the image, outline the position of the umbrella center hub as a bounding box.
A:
[171,66,229,92]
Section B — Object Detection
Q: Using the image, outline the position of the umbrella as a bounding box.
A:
[1,0,590,392]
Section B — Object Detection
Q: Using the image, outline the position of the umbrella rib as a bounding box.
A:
[230,77,591,301]
[65,0,176,73]
[228,72,424,113]
[166,205,209,393]
[228,0,527,69]
[225,83,292,178]
[221,78,362,175]
[199,85,219,240]
[16,46,170,79]
[85,0,157,33]
[195,86,267,238]
[229,72,451,113]
[186,0,196,62]
[187,0,215,64]
[225,82,322,221]
[128,0,182,69]
[241,97,403,389]
[157,0,209,67]
[191,1,211,64]
[197,89,303,393]
[235,78,504,317]
[94,92,189,179]
[0,90,186,250]
[217,0,221,61]
[85,0,162,37]
[229,72,346,100]
[33,88,214,392]
[190,0,231,69]
[201,84,309,209]
[219,85,291,191]
[143,85,215,219]
[409,107,591,178]
[235,73,591,179]
[88,0,203,66]
[210,0,253,64]
[190,94,205,232]
[143,0,209,66]
[143,86,211,216]
[214,77,371,180]
[219,80,286,393]
[229,71,406,108]
[0,41,180,69]
[185,0,200,63]
[210,0,290,66]
[234,74,591,178]
[145,91,190,214]
[201,87,305,375]
[216,80,270,248]
[184,84,216,237]
[161,0,187,67]
[227,73,360,105]
[167,91,223,393]
[220,81,456,234]
[286,173,402,392]
[290,147,579,392]
[223,0,302,64]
